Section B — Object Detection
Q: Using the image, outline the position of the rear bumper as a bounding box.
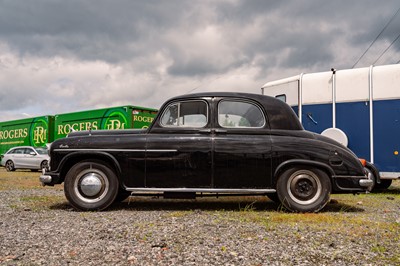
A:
[359,179,373,189]
[361,171,374,191]
[333,173,373,192]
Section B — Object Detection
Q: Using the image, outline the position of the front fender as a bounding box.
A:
[55,151,122,182]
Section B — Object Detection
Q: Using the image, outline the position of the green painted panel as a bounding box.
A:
[0,105,157,155]
[54,106,132,139]
[0,116,54,155]
[54,106,158,139]
[132,108,158,129]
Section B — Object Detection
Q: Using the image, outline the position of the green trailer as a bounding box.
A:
[54,105,158,139]
[0,105,157,156]
[0,116,54,155]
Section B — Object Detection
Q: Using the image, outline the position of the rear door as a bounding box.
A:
[213,98,273,188]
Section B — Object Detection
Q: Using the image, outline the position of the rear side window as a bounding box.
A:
[12,148,24,154]
[276,94,286,102]
[161,100,208,128]
[218,100,265,128]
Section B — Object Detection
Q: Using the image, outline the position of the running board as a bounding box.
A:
[125,187,276,194]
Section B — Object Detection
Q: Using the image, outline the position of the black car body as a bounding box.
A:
[40,92,372,212]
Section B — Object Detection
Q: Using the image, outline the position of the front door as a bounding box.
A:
[145,99,212,188]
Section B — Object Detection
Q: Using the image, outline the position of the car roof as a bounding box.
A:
[7,146,46,152]
[9,146,34,150]
[163,92,303,130]
[168,91,271,102]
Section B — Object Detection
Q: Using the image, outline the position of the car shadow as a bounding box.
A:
[49,202,73,210]
[113,197,277,212]
[321,201,365,213]
[374,186,400,195]
[108,197,364,213]
[49,198,365,213]
[49,197,279,212]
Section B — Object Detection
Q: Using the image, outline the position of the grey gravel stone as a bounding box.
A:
[0,187,399,265]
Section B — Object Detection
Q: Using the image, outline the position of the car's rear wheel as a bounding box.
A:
[375,179,392,190]
[5,160,15,172]
[277,167,331,212]
[64,161,119,211]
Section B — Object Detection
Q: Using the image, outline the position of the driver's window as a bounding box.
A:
[161,101,208,128]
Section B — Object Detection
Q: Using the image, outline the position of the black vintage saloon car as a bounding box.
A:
[40,92,372,212]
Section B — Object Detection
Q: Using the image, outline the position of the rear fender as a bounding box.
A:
[274,159,334,183]
[365,161,381,184]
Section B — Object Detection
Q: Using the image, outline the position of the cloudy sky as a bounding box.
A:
[1,0,400,121]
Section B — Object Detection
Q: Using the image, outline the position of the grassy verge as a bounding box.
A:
[0,168,45,190]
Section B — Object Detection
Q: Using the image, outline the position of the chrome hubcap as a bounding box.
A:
[74,168,109,204]
[80,173,103,197]
[287,170,322,205]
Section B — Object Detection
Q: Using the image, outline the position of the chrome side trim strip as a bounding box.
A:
[333,175,367,179]
[125,187,276,193]
[53,149,177,152]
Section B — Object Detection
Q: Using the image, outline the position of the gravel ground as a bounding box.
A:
[0,184,399,265]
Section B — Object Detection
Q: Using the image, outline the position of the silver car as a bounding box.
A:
[1,146,49,172]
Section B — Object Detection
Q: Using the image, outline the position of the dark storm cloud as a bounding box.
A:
[1,0,400,121]
[1,0,399,74]
[0,0,190,62]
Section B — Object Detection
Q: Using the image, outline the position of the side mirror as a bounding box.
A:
[30,152,36,156]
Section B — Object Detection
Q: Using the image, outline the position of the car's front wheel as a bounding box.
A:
[277,167,331,212]
[40,160,49,171]
[64,161,119,211]
[5,160,15,172]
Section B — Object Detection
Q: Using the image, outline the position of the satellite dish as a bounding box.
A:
[321,128,348,147]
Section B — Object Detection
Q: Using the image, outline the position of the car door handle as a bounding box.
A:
[215,129,227,134]
[199,129,227,134]
[199,129,211,134]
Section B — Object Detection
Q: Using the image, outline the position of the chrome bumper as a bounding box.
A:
[359,171,374,191]
[359,179,373,187]
[39,175,52,185]
[39,168,56,186]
